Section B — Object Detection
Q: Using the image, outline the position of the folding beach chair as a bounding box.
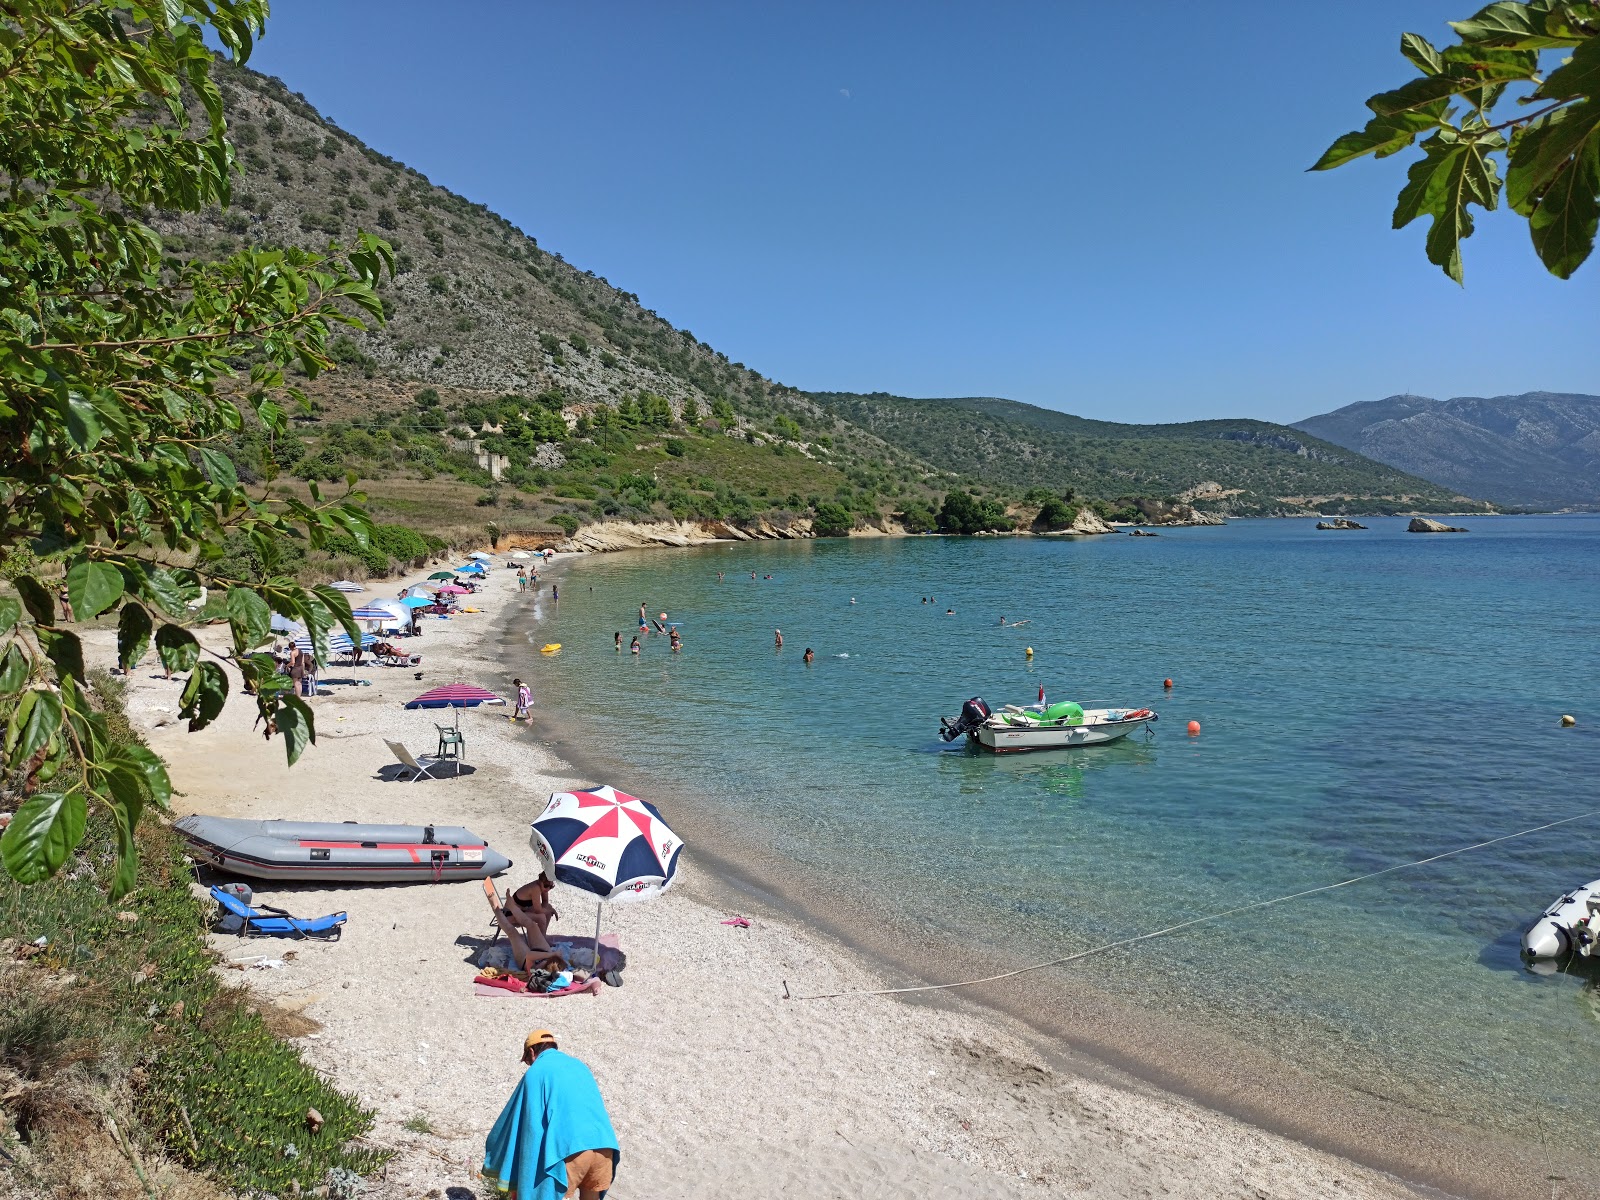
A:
[385,739,456,781]
[208,886,346,940]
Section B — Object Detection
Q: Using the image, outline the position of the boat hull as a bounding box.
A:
[175,815,512,883]
[971,712,1156,754]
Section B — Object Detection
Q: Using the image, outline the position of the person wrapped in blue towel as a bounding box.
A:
[483,1029,621,1199]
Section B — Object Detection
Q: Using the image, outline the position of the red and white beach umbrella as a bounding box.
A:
[530,785,684,902]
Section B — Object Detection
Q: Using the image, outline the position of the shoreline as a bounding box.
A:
[516,544,1595,1200]
[93,550,1580,1199]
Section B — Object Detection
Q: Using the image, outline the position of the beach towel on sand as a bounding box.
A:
[483,1049,620,1199]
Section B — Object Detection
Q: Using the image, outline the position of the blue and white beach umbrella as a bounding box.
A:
[292,632,375,662]
[350,606,400,622]
[530,785,684,902]
[457,562,487,575]
[328,580,364,593]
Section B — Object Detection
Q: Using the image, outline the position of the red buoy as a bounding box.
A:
[1164,678,1174,689]
[1187,720,1201,736]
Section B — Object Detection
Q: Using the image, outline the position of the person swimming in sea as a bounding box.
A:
[803,647,814,664]
[630,635,640,654]
[774,629,783,648]
[614,631,622,650]
[946,608,955,615]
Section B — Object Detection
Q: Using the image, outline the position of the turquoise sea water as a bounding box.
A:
[516,516,1600,1145]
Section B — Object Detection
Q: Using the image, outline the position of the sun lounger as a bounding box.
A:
[209,885,346,939]
[385,739,458,781]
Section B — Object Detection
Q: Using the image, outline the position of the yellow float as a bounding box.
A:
[540,643,562,654]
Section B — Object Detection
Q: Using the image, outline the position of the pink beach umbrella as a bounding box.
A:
[404,683,505,709]
[435,583,470,595]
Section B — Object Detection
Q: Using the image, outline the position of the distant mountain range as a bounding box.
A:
[1293,392,1600,510]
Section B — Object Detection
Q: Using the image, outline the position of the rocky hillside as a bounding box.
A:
[147,63,1492,532]
[1294,392,1600,510]
[810,393,1484,516]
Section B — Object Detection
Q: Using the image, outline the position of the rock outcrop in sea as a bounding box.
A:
[1316,518,1367,530]
[1407,517,1468,533]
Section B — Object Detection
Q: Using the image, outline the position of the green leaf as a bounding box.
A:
[6,687,61,766]
[65,561,125,619]
[226,587,273,655]
[1400,32,1445,76]
[117,603,154,673]
[37,628,85,685]
[63,394,104,449]
[277,695,315,765]
[0,598,19,631]
[1366,56,1536,118]
[0,645,29,696]
[1529,133,1600,276]
[196,446,239,489]
[106,784,142,900]
[1393,136,1503,282]
[1451,1,1587,49]
[311,583,360,647]
[179,659,229,731]
[1539,30,1600,100]
[13,576,53,626]
[128,565,191,617]
[1311,105,1448,169]
[154,623,200,675]
[119,743,173,810]
[0,791,87,884]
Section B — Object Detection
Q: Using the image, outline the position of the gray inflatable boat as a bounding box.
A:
[175,815,512,883]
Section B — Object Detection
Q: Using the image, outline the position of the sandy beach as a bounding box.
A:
[89,555,1445,1200]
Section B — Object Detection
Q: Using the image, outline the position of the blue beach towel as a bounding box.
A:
[483,1050,620,1199]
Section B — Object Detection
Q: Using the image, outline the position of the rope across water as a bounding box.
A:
[792,808,1600,1001]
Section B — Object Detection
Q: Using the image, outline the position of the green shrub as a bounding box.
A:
[938,490,1012,534]
[812,502,853,537]
[551,512,579,536]
[897,502,937,533]
[664,438,686,457]
[0,678,385,1194]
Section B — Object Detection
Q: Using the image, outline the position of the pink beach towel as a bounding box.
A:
[472,976,604,999]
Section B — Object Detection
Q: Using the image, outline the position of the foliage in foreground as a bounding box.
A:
[0,674,385,1194]
[0,1,392,894]
[1314,1,1600,282]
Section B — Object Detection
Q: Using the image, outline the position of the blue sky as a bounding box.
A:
[245,1,1597,424]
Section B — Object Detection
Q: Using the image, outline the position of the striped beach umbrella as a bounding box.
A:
[530,785,684,902]
[328,580,364,593]
[350,606,399,622]
[404,683,505,709]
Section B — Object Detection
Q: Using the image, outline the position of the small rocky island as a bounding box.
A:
[1316,518,1366,530]
[1407,517,1469,533]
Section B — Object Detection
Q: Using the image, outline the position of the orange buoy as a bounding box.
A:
[1163,678,1174,689]
[1186,720,1201,736]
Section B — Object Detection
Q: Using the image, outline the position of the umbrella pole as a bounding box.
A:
[593,902,602,970]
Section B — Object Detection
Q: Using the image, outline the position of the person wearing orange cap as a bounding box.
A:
[484,1029,620,1199]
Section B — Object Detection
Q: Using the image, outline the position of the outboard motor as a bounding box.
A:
[940,697,992,742]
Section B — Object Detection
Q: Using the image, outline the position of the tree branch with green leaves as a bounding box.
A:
[0,0,394,895]
[1312,0,1600,281]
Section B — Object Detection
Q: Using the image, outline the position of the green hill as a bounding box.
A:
[809,393,1485,516]
[148,64,1489,541]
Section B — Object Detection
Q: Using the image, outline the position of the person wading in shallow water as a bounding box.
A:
[804,647,814,664]
[483,1029,621,1200]
[774,629,783,649]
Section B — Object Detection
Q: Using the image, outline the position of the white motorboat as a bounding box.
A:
[1523,878,1600,959]
[940,697,1158,753]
